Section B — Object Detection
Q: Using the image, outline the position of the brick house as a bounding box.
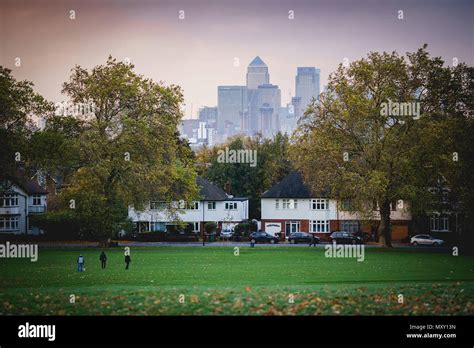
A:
[261,171,411,241]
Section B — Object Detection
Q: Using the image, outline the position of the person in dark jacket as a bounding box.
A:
[125,254,131,270]
[309,236,319,247]
[100,251,107,269]
[77,254,85,272]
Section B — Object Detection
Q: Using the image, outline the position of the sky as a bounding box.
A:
[1,0,473,118]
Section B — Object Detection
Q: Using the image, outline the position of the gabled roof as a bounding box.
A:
[249,56,267,67]
[1,174,48,195]
[197,176,229,201]
[261,171,328,199]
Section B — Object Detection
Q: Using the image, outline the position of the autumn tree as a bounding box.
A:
[291,45,471,247]
[56,57,198,241]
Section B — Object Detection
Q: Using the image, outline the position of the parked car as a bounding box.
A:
[410,234,445,246]
[288,232,318,244]
[249,231,279,244]
[330,231,363,244]
[220,230,233,240]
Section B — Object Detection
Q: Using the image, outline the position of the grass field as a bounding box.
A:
[0,246,473,315]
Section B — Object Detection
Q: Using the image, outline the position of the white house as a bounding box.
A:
[128,176,249,235]
[261,171,411,241]
[0,175,48,235]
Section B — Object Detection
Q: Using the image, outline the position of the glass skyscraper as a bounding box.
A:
[295,67,320,118]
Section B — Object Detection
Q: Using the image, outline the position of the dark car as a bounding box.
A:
[330,231,363,244]
[249,231,279,244]
[288,232,318,244]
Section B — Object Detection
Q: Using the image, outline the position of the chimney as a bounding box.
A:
[224,181,231,195]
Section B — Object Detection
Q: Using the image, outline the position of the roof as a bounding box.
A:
[261,171,327,199]
[249,56,267,67]
[196,176,229,201]
[1,174,49,195]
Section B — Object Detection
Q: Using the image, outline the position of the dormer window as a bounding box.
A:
[32,195,42,206]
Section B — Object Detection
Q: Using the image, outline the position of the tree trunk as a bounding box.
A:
[379,200,392,247]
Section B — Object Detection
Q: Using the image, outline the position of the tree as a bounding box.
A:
[55,56,198,241]
[196,133,293,219]
[0,66,54,178]
[291,45,471,247]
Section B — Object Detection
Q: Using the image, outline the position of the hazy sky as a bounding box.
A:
[1,0,473,118]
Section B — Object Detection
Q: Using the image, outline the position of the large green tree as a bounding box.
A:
[197,133,293,219]
[56,57,198,240]
[292,46,472,247]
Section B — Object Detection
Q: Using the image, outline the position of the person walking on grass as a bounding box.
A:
[309,236,319,247]
[125,254,131,270]
[100,251,107,269]
[77,254,85,272]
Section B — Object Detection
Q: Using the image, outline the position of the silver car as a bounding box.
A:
[410,234,445,246]
[220,230,233,240]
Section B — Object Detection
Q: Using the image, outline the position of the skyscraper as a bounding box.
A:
[257,84,281,137]
[217,86,248,141]
[295,67,320,118]
[246,56,270,89]
[246,56,281,136]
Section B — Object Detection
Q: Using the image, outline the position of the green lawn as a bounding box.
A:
[0,246,473,315]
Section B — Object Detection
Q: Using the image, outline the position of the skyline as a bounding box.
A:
[1,0,473,118]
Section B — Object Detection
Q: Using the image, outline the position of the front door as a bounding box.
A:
[285,221,300,238]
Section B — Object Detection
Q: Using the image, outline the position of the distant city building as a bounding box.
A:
[179,119,215,151]
[217,86,248,141]
[279,104,298,135]
[246,56,281,136]
[198,106,218,129]
[295,67,320,118]
[257,84,281,137]
[180,119,199,139]
[246,56,269,89]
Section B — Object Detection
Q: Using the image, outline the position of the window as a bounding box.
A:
[150,201,168,210]
[187,201,199,210]
[191,222,200,232]
[207,202,216,210]
[225,202,237,210]
[341,200,352,211]
[282,199,298,209]
[0,216,19,231]
[341,220,359,233]
[150,222,165,232]
[0,193,18,207]
[390,200,397,211]
[430,214,449,232]
[311,199,328,210]
[310,220,330,233]
[275,199,279,209]
[32,195,41,206]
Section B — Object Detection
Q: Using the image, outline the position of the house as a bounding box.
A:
[411,178,466,244]
[261,171,411,241]
[0,175,48,235]
[128,176,249,236]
